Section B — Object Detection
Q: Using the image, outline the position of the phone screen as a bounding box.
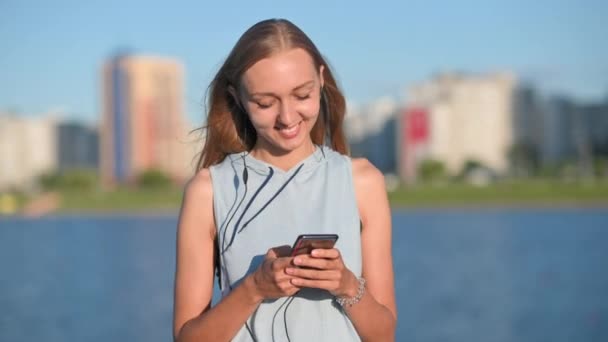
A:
[291,234,339,256]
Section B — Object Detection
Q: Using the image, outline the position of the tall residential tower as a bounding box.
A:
[101,54,190,186]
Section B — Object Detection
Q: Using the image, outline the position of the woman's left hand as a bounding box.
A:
[285,248,359,298]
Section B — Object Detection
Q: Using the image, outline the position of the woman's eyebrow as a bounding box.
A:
[292,80,315,91]
[249,80,315,97]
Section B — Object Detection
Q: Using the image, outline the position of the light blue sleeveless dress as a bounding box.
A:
[209,145,362,341]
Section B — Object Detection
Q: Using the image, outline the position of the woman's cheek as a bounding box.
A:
[299,101,321,119]
[247,110,277,130]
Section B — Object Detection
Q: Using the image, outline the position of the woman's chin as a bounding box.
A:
[261,132,312,155]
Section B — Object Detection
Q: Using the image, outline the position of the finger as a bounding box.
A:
[311,248,341,259]
[272,245,293,257]
[290,278,338,291]
[270,256,295,272]
[270,268,297,280]
[263,271,298,290]
[266,247,278,260]
[286,267,339,280]
[266,245,292,261]
[293,255,335,270]
[277,278,301,291]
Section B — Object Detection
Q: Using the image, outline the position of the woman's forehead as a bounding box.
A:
[241,48,318,95]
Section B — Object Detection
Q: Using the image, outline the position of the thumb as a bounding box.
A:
[268,245,292,258]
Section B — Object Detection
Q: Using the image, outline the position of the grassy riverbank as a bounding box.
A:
[388,180,608,207]
[36,180,607,213]
[56,188,184,213]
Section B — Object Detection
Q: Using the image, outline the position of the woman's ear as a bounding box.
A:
[227,84,238,102]
[227,84,247,112]
[319,65,325,89]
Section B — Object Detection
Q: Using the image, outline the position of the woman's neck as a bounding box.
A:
[250,140,316,172]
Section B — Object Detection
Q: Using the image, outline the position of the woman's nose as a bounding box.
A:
[277,99,298,126]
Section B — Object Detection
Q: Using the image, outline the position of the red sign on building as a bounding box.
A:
[405,108,429,145]
[400,107,429,183]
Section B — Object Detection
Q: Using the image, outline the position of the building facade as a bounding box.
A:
[0,113,57,191]
[346,97,398,174]
[401,72,516,181]
[57,122,99,171]
[100,54,190,186]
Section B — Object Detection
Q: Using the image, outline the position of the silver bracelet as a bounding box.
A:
[336,277,366,307]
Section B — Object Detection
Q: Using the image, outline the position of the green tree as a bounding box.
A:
[39,169,97,191]
[418,159,446,183]
[457,159,486,180]
[137,169,172,189]
[593,157,608,178]
[39,173,62,190]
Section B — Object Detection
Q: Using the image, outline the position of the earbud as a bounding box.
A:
[242,154,249,185]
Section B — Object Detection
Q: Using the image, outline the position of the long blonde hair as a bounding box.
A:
[195,18,348,170]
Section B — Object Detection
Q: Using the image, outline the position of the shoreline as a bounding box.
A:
[3,201,608,219]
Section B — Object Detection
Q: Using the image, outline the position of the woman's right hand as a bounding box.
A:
[249,245,300,300]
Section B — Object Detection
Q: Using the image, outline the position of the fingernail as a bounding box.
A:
[311,249,320,256]
[286,268,294,274]
[294,257,301,265]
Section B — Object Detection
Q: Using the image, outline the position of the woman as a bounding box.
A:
[173,18,396,341]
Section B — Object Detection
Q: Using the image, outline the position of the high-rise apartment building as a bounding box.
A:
[581,100,608,156]
[345,97,399,174]
[510,88,607,175]
[0,113,57,191]
[57,122,99,171]
[402,72,516,180]
[100,54,190,185]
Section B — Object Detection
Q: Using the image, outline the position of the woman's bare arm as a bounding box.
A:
[172,169,301,342]
[172,169,260,341]
[347,158,397,341]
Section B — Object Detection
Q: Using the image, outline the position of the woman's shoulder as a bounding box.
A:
[178,168,216,238]
[323,149,385,189]
[350,158,390,229]
[184,155,239,206]
[183,168,213,204]
[350,157,385,190]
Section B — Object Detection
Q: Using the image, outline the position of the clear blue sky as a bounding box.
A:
[1,0,607,125]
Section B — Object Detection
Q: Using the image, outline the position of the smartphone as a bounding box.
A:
[291,234,339,256]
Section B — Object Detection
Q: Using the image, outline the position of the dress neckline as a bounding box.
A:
[240,145,327,176]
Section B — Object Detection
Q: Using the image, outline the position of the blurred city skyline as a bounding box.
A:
[2,0,607,126]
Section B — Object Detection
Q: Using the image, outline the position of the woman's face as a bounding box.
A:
[239,48,324,155]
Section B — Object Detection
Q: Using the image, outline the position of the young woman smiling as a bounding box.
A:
[173,18,396,342]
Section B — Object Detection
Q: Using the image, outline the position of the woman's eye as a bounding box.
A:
[296,94,311,100]
[256,102,274,109]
